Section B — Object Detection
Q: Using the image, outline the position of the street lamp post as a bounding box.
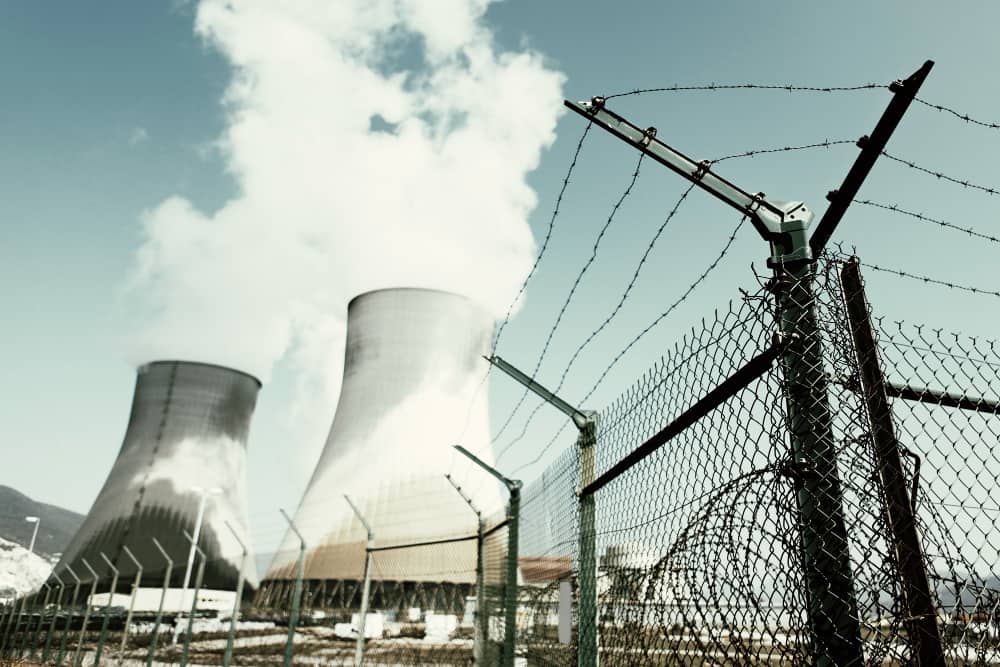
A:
[25,516,40,554]
[178,486,222,629]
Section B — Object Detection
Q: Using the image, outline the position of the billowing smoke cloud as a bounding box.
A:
[126,1,564,455]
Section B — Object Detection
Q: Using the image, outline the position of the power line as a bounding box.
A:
[881,150,1000,197]
[914,96,1000,131]
[605,82,884,100]
[854,199,1000,246]
[860,261,1000,299]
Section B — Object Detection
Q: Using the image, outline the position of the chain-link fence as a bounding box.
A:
[3,252,999,665]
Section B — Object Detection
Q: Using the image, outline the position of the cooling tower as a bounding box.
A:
[50,361,261,592]
[261,288,502,610]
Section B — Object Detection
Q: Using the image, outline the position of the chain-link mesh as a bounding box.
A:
[8,253,1000,665]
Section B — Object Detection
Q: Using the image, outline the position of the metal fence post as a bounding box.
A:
[343,497,373,667]
[5,593,28,656]
[482,355,598,665]
[118,546,143,665]
[770,235,864,666]
[93,552,120,667]
[454,446,521,667]
[576,417,600,667]
[14,589,37,657]
[446,474,486,666]
[279,509,306,667]
[180,530,207,667]
[43,574,66,662]
[29,583,52,658]
[840,257,946,666]
[55,565,82,667]
[0,603,11,655]
[223,520,248,667]
[74,558,100,667]
[146,537,174,667]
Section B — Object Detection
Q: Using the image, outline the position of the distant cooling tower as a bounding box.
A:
[50,361,261,591]
[260,288,502,610]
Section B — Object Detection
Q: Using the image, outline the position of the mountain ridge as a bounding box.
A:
[0,485,85,558]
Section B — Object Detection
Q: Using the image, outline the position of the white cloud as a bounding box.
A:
[125,0,565,467]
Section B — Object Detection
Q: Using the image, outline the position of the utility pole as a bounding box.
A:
[562,60,932,667]
[446,474,487,666]
[344,496,374,667]
[484,355,600,667]
[279,509,306,667]
[454,445,521,667]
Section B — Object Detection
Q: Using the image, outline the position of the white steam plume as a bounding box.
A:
[126,1,565,453]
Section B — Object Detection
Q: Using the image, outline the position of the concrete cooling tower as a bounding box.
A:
[260,288,503,611]
[50,361,261,593]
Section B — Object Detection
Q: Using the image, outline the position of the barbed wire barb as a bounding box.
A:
[914,96,1000,131]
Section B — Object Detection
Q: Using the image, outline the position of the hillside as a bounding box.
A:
[0,537,53,600]
[0,485,84,558]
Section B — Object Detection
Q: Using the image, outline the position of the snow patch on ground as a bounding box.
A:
[0,536,53,600]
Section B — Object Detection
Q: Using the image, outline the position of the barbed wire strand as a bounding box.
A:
[881,150,1000,197]
[854,199,1000,245]
[493,121,594,352]
[914,96,1000,131]
[510,215,748,475]
[861,261,1000,299]
[712,139,855,163]
[494,180,695,460]
[492,151,646,444]
[578,214,749,406]
[497,139,853,462]
[443,121,592,474]
[605,82,884,100]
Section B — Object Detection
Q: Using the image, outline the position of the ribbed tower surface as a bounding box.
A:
[51,361,261,591]
[264,288,502,590]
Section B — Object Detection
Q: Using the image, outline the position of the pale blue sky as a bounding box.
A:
[2,1,999,558]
